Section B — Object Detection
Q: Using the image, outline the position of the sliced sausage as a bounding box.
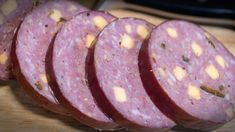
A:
[49,11,119,130]
[139,20,235,130]
[0,0,44,80]
[12,0,88,115]
[87,18,175,131]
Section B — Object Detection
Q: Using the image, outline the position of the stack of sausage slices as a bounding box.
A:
[1,0,235,131]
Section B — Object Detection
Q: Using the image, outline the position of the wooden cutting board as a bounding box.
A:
[0,9,234,132]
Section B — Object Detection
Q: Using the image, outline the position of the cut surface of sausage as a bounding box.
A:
[50,11,118,129]
[0,0,43,80]
[139,20,235,130]
[87,18,175,131]
[13,0,88,114]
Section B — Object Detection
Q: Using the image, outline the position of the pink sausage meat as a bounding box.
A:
[87,18,175,131]
[13,0,88,114]
[139,20,235,130]
[0,0,41,80]
[50,11,118,129]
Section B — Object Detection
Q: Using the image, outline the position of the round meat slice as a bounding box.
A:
[138,20,235,130]
[0,0,44,80]
[12,0,88,114]
[87,18,175,131]
[50,11,118,129]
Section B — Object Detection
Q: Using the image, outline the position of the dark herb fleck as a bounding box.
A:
[5,65,11,71]
[59,17,66,23]
[35,82,43,90]
[219,85,225,91]
[228,85,231,87]
[152,57,156,63]
[33,0,39,7]
[160,43,166,49]
[182,55,190,63]
[82,79,88,86]
[190,99,194,105]
[87,13,90,16]
[45,24,48,28]
[206,37,215,48]
[200,85,224,98]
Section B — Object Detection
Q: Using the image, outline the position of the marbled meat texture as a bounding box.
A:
[13,0,88,114]
[87,18,175,131]
[139,20,235,130]
[50,11,118,129]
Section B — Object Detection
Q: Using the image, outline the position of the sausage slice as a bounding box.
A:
[87,18,175,131]
[50,11,119,129]
[13,0,88,114]
[139,20,235,130]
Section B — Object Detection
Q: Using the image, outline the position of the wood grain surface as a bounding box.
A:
[0,9,234,132]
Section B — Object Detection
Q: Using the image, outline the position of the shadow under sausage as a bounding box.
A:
[0,80,16,86]
[8,73,128,132]
[42,27,128,132]
[171,125,208,132]
[8,80,103,132]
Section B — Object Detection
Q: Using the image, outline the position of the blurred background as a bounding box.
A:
[79,0,235,27]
